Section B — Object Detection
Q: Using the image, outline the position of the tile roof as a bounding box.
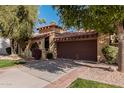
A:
[55,31,98,42]
[55,31,97,38]
[30,30,98,42]
[37,24,62,30]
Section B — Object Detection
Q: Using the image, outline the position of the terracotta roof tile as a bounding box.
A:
[37,24,62,30]
[55,31,98,42]
[30,31,98,41]
[55,31,97,39]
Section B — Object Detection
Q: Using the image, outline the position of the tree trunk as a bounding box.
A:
[10,39,16,55]
[10,39,14,55]
[118,40,124,72]
[18,43,22,56]
[116,23,124,72]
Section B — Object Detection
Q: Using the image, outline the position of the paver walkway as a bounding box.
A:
[45,67,81,88]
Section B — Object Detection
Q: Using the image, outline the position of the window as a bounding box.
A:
[45,37,49,51]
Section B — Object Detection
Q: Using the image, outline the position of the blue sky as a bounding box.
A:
[36,5,61,29]
[35,5,75,32]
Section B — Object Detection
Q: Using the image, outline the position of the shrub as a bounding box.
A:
[102,45,118,64]
[46,52,53,59]
[15,61,27,64]
[6,47,11,55]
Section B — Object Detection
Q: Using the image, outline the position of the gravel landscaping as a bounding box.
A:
[0,55,22,60]
[77,62,124,87]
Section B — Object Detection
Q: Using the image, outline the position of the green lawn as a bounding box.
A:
[0,60,27,68]
[69,78,121,88]
[0,60,17,68]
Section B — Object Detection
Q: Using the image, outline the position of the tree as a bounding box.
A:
[38,18,46,25]
[0,6,17,54]
[54,5,124,72]
[0,5,38,54]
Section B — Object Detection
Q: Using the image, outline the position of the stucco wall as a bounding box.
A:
[38,32,57,59]
[39,38,46,59]
[0,38,10,55]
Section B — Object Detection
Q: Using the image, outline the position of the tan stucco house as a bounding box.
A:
[24,23,110,62]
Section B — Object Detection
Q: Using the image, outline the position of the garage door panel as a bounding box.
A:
[57,40,97,61]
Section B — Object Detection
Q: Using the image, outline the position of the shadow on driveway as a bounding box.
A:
[22,59,82,73]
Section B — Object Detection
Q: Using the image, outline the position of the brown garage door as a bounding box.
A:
[57,40,97,61]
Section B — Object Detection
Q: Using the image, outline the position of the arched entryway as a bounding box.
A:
[30,42,42,60]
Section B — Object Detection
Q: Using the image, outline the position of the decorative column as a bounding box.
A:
[40,38,46,59]
[49,32,57,59]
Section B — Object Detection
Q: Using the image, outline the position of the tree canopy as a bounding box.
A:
[0,5,38,53]
[54,5,124,33]
[0,5,38,41]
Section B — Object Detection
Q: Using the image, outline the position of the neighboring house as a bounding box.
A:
[25,23,110,62]
[0,37,10,55]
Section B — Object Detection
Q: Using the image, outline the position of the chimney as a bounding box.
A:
[50,21,56,26]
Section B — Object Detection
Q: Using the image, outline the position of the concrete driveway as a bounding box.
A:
[0,59,81,88]
[0,67,49,88]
